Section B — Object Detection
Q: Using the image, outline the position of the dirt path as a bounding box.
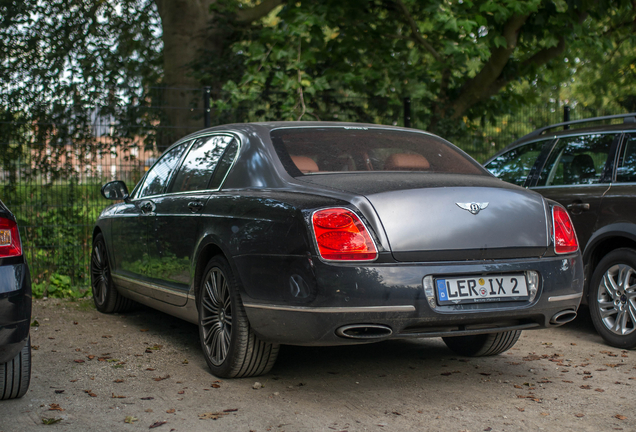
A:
[0,299,634,432]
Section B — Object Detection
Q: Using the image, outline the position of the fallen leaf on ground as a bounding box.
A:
[101,335,112,338]
[124,416,138,424]
[166,409,175,414]
[114,379,124,383]
[54,390,64,394]
[580,385,591,389]
[575,413,584,418]
[595,388,605,392]
[516,407,525,412]
[615,415,627,420]
[149,420,167,428]
[223,408,239,413]
[84,390,97,397]
[42,418,62,425]
[141,397,154,400]
[211,384,220,388]
[74,359,85,363]
[540,412,549,416]
[153,374,170,382]
[49,403,64,411]
[199,412,225,420]
[111,393,126,398]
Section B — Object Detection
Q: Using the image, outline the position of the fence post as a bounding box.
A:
[203,87,211,128]
[403,97,411,128]
[563,105,570,130]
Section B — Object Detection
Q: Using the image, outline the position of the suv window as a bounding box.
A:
[137,141,190,198]
[485,140,547,186]
[171,135,235,192]
[536,134,615,187]
[616,134,636,183]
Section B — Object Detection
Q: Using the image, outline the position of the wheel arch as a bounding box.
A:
[583,223,636,300]
[192,237,234,303]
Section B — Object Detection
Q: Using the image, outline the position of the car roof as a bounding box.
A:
[489,113,636,162]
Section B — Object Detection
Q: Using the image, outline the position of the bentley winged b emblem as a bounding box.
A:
[456,202,489,215]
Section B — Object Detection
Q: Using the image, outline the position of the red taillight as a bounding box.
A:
[312,208,378,261]
[552,206,578,254]
[0,217,22,258]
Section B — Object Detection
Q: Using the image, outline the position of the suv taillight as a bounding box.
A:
[312,208,378,261]
[0,217,22,258]
[552,205,578,254]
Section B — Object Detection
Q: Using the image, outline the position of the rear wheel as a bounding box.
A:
[198,256,279,378]
[91,233,134,313]
[0,337,31,400]
[589,248,636,349]
[442,330,522,356]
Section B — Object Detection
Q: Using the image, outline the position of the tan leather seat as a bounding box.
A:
[384,153,430,171]
[291,155,320,173]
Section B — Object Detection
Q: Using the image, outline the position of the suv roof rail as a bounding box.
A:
[522,112,636,141]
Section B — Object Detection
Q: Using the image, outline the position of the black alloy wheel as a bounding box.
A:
[589,248,636,349]
[198,256,279,378]
[91,233,134,313]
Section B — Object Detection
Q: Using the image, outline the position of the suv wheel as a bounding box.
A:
[589,248,636,349]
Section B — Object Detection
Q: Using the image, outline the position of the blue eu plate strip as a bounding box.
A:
[436,279,448,302]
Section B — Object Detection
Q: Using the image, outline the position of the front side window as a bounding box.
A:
[271,128,486,176]
[171,135,235,192]
[485,140,548,186]
[136,141,189,198]
[616,134,636,183]
[536,134,616,187]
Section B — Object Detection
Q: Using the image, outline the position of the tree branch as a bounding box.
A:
[449,14,529,119]
[235,0,285,24]
[394,0,442,62]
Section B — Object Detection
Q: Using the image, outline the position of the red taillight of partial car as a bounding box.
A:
[552,205,578,254]
[0,217,22,258]
[312,208,378,261]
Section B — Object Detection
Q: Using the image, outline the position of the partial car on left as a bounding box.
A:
[0,199,31,400]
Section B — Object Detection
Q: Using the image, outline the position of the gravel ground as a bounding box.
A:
[0,298,634,432]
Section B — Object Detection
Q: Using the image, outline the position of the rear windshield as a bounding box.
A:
[270,127,486,176]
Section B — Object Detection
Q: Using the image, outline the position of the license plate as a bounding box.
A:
[435,274,529,305]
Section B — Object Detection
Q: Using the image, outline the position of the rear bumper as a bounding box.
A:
[0,261,32,364]
[240,253,583,346]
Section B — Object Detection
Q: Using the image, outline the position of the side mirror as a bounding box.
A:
[101,181,130,202]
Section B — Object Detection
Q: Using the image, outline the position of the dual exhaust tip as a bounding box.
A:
[550,310,577,325]
[336,324,393,339]
[337,310,577,339]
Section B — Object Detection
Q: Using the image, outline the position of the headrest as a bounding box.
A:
[384,153,430,171]
[291,155,319,174]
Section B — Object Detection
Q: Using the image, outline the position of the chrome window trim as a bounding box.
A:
[129,132,242,201]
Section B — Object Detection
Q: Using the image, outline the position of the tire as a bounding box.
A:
[198,256,279,378]
[0,337,31,400]
[91,233,135,313]
[589,248,636,349]
[442,330,522,357]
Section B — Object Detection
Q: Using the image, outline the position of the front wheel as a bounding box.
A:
[198,256,279,378]
[0,337,31,400]
[91,233,134,313]
[589,248,636,349]
[442,330,522,357]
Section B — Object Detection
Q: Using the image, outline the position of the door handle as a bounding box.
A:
[566,202,590,213]
[188,201,204,213]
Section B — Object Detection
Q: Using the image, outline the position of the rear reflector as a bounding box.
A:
[552,206,578,254]
[312,208,378,261]
[0,217,22,258]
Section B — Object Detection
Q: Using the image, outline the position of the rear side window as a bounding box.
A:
[171,135,235,192]
[536,134,616,187]
[616,134,636,183]
[485,140,547,186]
[137,141,189,198]
[270,128,485,176]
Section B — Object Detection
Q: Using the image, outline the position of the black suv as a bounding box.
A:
[485,113,636,349]
[0,199,31,399]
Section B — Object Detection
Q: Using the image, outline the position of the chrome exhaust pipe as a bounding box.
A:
[550,310,577,325]
[336,324,393,339]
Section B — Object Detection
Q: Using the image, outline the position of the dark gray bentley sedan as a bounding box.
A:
[93,122,584,378]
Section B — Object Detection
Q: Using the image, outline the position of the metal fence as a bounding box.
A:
[0,86,625,291]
